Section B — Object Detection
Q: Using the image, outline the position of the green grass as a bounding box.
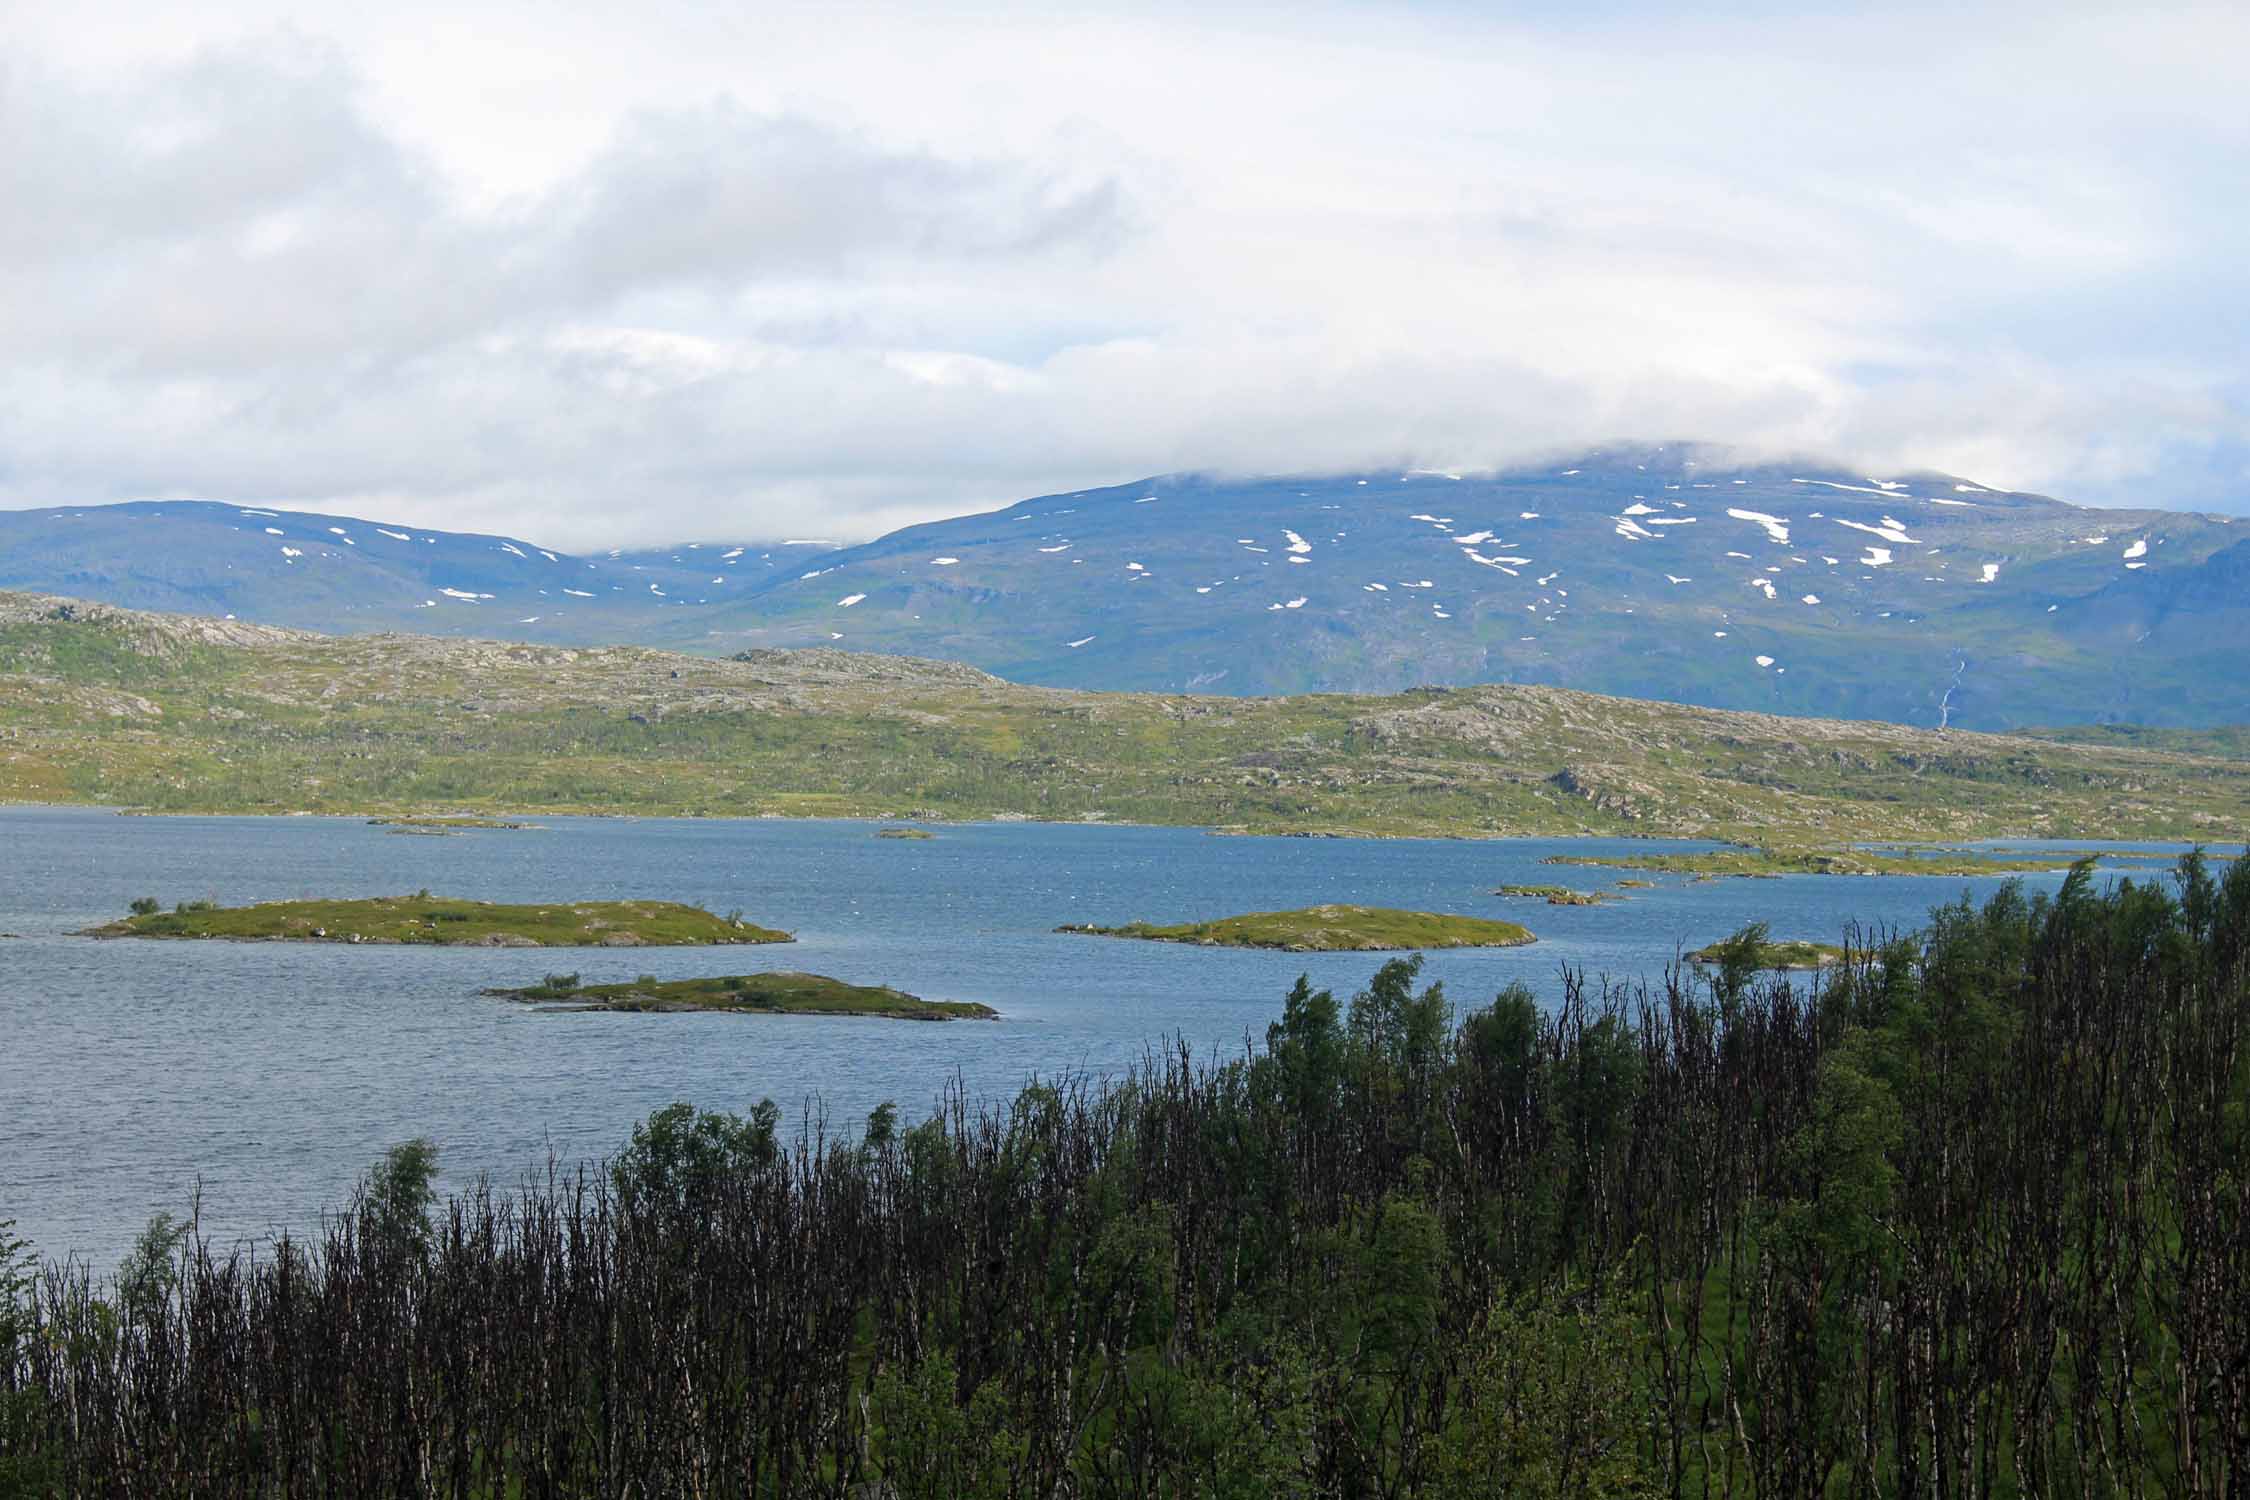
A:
[82,896,790,947]
[1057,904,1536,951]
[1493,884,1615,905]
[1685,936,1848,970]
[487,970,996,1019]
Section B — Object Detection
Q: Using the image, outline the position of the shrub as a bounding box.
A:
[127,897,160,917]
[174,899,216,914]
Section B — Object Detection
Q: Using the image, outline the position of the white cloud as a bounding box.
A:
[1,1,2246,546]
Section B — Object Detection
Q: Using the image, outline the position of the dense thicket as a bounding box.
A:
[5,854,2248,1497]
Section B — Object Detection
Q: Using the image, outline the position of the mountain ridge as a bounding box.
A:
[4,444,2242,730]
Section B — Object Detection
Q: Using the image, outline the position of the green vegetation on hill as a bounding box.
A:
[1058,904,1535,951]
[4,590,2249,842]
[15,856,2250,1493]
[486,970,995,1019]
[82,895,788,947]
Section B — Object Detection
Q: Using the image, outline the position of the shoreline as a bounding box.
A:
[0,799,2230,851]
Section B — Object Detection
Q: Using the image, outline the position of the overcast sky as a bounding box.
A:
[3,0,2244,546]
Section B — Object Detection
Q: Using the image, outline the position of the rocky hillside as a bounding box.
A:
[3,590,2244,843]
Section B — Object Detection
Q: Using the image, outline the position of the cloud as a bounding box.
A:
[1,2,2246,545]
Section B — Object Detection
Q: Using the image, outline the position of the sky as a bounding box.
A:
[2,0,2245,547]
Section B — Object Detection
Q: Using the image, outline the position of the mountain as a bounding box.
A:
[0,500,836,642]
[5,587,2247,844]
[4,445,2242,729]
[661,446,2247,730]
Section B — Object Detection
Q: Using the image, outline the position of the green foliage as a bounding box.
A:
[114,1211,191,1325]
[126,896,159,917]
[611,1102,780,1217]
[361,1138,439,1252]
[0,1218,56,1498]
[1438,1273,1657,1498]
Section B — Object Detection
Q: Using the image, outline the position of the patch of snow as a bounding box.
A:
[264,527,284,535]
[239,508,279,518]
[1801,594,1821,605]
[1793,478,1910,498]
[1862,547,1894,567]
[376,528,411,541]
[1452,530,1496,545]
[1726,508,1791,544]
[1755,655,1776,668]
[931,557,961,565]
[1665,574,1692,584]
[1747,578,1778,600]
[499,543,527,558]
[1834,517,1919,545]
[1039,544,1070,553]
[1928,498,1973,508]
[1519,511,1540,519]
[563,588,595,598]
[837,594,866,607]
[1283,531,1311,554]
[1979,563,2001,583]
[2122,539,2148,559]
[279,546,302,559]
[438,587,491,601]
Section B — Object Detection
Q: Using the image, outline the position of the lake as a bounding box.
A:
[0,806,2198,1269]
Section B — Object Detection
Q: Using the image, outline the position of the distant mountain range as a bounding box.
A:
[0,501,838,641]
[5,444,2244,730]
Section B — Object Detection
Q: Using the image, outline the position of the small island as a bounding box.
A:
[368,815,541,833]
[1493,884,1615,906]
[1687,935,1848,971]
[82,895,791,947]
[485,970,997,1019]
[1057,904,1535,952]
[875,827,937,840]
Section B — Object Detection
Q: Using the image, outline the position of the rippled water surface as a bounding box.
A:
[0,806,2192,1267]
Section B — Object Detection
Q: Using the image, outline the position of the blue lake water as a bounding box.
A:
[0,806,2202,1269]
